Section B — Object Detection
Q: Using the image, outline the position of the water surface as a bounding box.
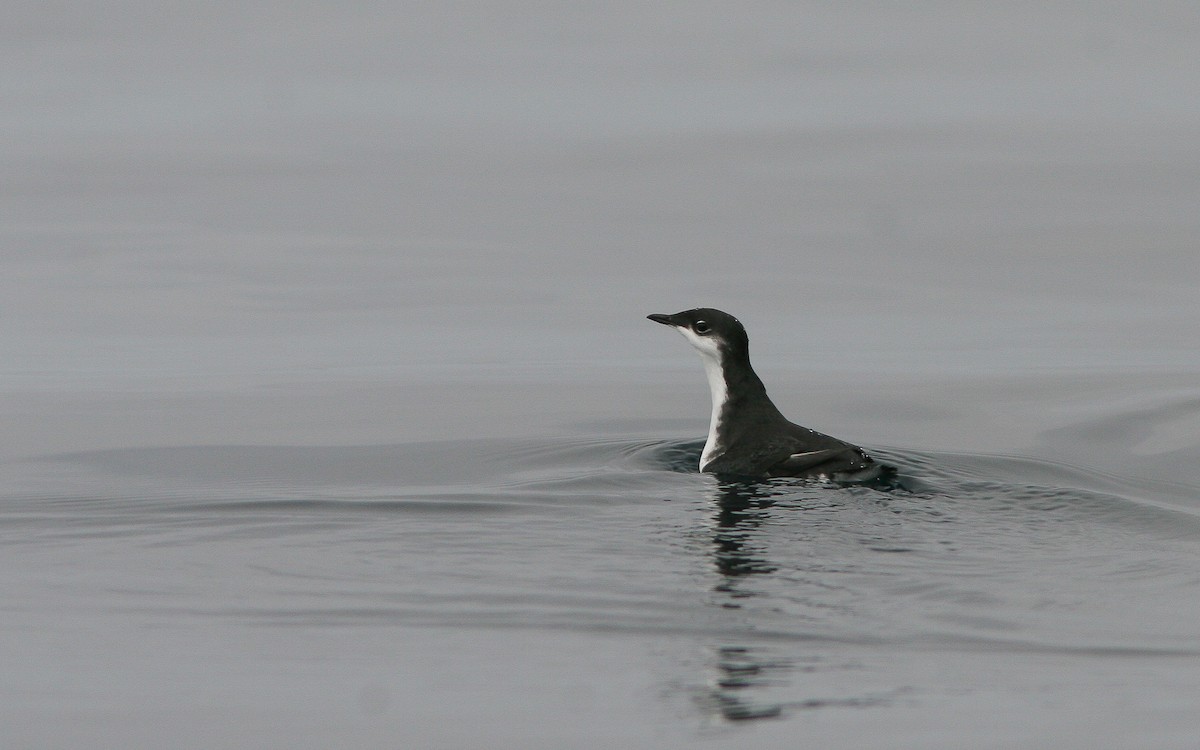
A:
[3,1,1200,748]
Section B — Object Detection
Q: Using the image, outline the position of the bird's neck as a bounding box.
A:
[699,352,780,470]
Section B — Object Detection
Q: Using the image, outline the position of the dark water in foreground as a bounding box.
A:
[5,421,1200,748]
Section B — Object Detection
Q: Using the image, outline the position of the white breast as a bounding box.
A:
[673,327,728,471]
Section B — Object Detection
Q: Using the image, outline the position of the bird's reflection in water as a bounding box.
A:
[705,646,792,721]
[690,465,907,724]
[710,479,779,587]
[700,478,794,722]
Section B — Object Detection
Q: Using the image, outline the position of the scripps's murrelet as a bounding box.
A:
[648,307,883,480]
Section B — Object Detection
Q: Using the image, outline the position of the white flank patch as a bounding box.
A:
[788,450,826,460]
[674,327,727,471]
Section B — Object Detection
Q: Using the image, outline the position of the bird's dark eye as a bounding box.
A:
[693,320,710,334]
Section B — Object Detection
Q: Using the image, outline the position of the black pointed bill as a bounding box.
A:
[646,313,676,326]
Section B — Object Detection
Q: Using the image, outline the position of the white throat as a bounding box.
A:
[674,328,728,471]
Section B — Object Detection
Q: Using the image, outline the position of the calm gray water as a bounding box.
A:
[4,2,1200,748]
